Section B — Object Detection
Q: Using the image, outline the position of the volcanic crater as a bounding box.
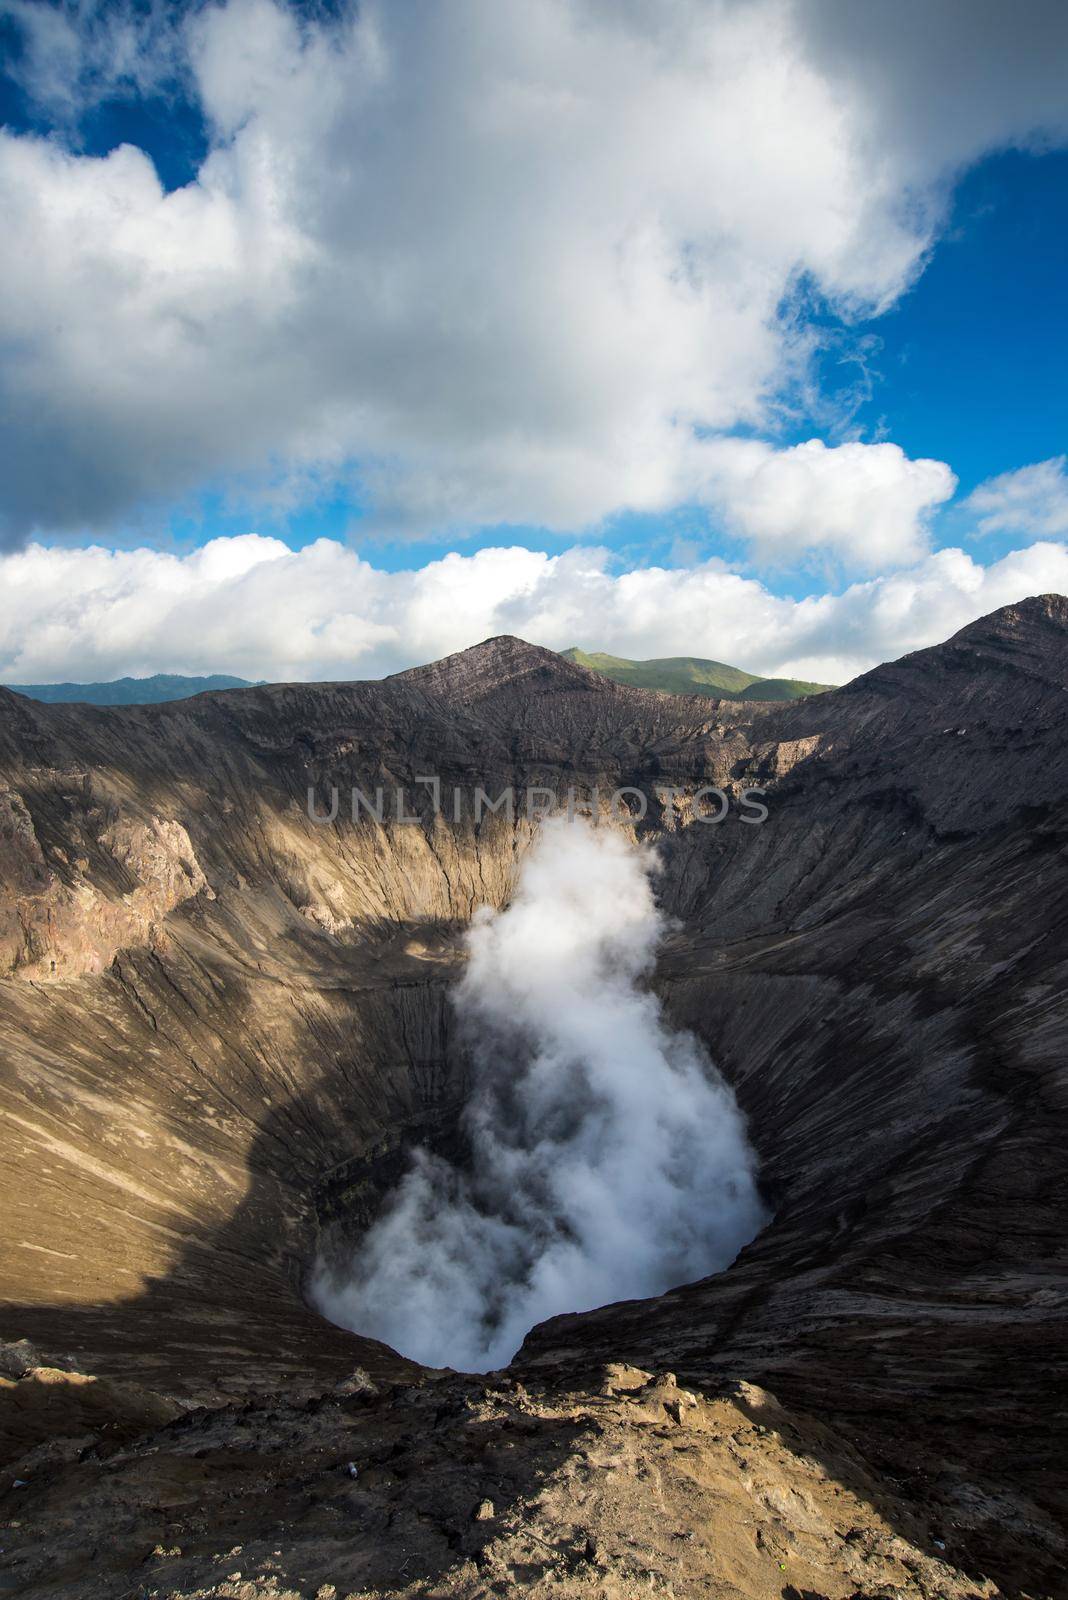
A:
[1,598,1067,1599]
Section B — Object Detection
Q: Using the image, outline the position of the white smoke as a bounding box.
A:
[311,819,767,1371]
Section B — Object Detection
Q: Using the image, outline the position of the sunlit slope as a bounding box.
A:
[562,647,834,700]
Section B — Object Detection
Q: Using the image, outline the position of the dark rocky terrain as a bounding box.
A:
[1,595,1066,1599]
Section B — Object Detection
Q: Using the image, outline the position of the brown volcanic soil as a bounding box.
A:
[0,597,1067,1598]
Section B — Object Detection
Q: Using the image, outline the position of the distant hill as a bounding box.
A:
[561,648,834,701]
[4,657,834,707]
[5,673,258,706]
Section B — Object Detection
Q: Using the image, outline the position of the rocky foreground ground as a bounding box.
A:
[1,1344,1015,1600]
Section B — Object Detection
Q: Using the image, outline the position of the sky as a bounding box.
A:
[0,0,1067,686]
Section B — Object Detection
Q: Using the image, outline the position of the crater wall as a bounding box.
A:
[1,605,1066,1582]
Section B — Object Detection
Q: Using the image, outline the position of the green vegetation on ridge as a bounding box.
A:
[562,648,834,701]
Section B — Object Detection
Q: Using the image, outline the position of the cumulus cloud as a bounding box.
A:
[1,534,1067,689]
[964,457,1068,538]
[0,0,1066,548]
[800,0,1068,173]
[698,439,956,570]
[311,819,766,1370]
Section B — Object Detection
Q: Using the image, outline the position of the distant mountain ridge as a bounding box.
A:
[561,647,834,701]
[6,655,833,706]
[5,673,258,705]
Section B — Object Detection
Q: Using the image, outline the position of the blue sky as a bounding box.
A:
[856,152,1068,502]
[0,0,1067,683]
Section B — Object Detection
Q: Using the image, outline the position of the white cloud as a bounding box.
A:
[0,0,1065,549]
[965,456,1068,538]
[1,535,1065,689]
[0,0,185,124]
[697,438,956,570]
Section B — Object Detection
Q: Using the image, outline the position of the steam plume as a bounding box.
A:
[311,819,766,1370]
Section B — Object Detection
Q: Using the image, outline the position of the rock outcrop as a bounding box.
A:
[1,595,1067,1597]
